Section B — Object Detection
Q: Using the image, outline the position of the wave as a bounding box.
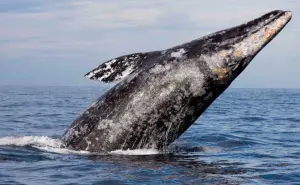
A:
[0,136,63,148]
[0,136,91,155]
[34,146,91,155]
[0,136,224,156]
[109,149,161,155]
[0,136,162,156]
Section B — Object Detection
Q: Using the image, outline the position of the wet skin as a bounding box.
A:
[63,10,292,152]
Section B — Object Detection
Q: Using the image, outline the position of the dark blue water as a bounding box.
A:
[0,86,299,185]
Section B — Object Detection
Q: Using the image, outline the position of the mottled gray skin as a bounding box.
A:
[63,10,292,152]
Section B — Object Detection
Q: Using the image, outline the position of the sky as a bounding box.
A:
[0,0,299,88]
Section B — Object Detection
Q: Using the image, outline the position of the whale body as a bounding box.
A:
[62,10,292,152]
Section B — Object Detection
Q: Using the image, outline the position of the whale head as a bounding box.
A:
[198,10,292,85]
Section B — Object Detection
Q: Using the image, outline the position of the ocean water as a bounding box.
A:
[0,86,299,185]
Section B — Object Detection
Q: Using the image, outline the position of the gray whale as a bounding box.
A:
[63,10,292,152]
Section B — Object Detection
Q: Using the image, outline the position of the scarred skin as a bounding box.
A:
[62,10,292,152]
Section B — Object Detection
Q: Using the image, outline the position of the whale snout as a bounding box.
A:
[284,11,293,19]
[260,10,292,42]
[224,10,292,79]
[271,10,292,21]
[205,10,292,85]
[237,10,292,57]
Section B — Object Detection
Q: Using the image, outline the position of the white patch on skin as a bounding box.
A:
[150,64,172,74]
[171,48,186,58]
[109,134,115,144]
[86,72,95,79]
[86,59,117,80]
[159,83,176,98]
[97,119,114,130]
[130,91,145,105]
[87,54,143,81]
[97,119,128,144]
[200,51,227,71]
[74,130,79,137]
[124,71,139,83]
[98,59,117,81]
[115,64,135,80]
[85,137,91,150]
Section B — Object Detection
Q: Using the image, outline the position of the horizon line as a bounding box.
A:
[1,84,300,90]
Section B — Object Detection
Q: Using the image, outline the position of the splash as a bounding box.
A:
[0,136,163,156]
[0,136,63,148]
[109,149,162,155]
[34,146,91,155]
[0,136,91,155]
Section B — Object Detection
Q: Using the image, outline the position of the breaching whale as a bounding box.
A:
[62,10,292,152]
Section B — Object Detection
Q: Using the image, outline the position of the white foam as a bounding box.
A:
[109,149,161,155]
[0,136,164,156]
[0,136,93,155]
[33,146,91,155]
[0,136,63,148]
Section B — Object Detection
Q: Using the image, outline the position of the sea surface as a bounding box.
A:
[0,86,299,185]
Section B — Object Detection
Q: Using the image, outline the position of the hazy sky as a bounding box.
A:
[0,0,299,88]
